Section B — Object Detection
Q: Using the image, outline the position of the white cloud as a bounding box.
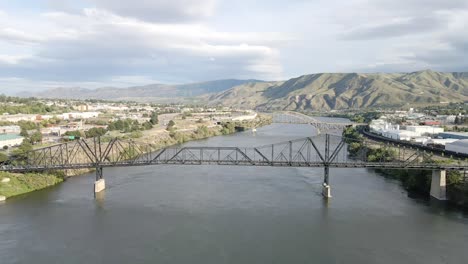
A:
[0,28,44,44]
[0,54,30,64]
[88,0,217,22]
[1,0,468,94]
[0,7,285,93]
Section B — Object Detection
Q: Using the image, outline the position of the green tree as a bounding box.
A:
[64,130,83,138]
[166,120,175,131]
[0,152,8,163]
[12,140,33,158]
[142,121,153,130]
[150,112,159,125]
[29,131,43,144]
[20,128,29,137]
[85,127,107,138]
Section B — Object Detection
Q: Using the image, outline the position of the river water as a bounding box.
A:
[1,123,468,264]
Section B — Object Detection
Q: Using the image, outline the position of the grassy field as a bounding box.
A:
[0,171,63,198]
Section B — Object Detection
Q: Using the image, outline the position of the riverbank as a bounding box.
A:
[0,171,64,199]
[344,126,468,209]
[0,114,272,200]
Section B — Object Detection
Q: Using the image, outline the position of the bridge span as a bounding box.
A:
[2,131,466,200]
[271,111,364,130]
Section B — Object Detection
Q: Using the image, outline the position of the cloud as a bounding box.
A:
[88,0,217,22]
[337,0,467,39]
[334,0,468,72]
[0,28,44,44]
[1,0,468,94]
[341,16,442,40]
[0,7,284,90]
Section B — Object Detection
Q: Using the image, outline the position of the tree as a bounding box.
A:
[12,140,33,158]
[0,152,8,163]
[150,112,159,125]
[20,127,29,137]
[29,131,43,144]
[166,120,175,131]
[85,127,107,138]
[64,130,83,138]
[142,121,153,130]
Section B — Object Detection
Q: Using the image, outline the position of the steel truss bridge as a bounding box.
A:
[1,111,466,198]
[2,134,467,173]
[272,111,363,130]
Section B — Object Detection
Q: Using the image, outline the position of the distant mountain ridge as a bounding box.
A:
[207,70,468,111]
[20,79,262,101]
[19,70,468,110]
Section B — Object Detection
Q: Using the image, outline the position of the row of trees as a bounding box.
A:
[65,113,159,139]
[0,100,71,115]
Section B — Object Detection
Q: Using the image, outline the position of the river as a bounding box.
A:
[1,123,468,263]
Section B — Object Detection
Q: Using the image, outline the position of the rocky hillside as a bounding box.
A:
[208,70,468,111]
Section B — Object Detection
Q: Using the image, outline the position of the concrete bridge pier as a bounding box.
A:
[94,166,105,194]
[322,166,332,198]
[430,170,447,200]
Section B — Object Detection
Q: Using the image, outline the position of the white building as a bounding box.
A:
[405,126,444,136]
[0,135,24,148]
[0,114,36,123]
[381,130,419,141]
[60,112,100,120]
[369,118,399,134]
[446,140,468,154]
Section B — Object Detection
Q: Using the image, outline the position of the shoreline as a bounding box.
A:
[0,115,272,200]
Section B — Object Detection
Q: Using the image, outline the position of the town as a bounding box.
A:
[368,107,468,154]
[0,96,266,162]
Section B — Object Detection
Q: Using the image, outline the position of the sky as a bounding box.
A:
[0,0,467,94]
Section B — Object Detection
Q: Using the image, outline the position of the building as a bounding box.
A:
[0,114,36,123]
[0,125,20,134]
[405,126,444,136]
[423,120,441,126]
[77,104,89,112]
[446,140,468,155]
[60,112,100,120]
[438,132,468,140]
[381,130,419,141]
[0,134,24,148]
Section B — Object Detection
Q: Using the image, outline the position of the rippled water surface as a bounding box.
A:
[1,123,468,264]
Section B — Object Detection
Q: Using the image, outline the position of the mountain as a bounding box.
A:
[21,79,262,101]
[207,70,468,111]
[18,70,468,110]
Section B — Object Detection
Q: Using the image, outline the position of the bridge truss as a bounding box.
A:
[271,111,360,130]
[2,134,467,175]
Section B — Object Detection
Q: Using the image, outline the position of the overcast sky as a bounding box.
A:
[1,0,467,93]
